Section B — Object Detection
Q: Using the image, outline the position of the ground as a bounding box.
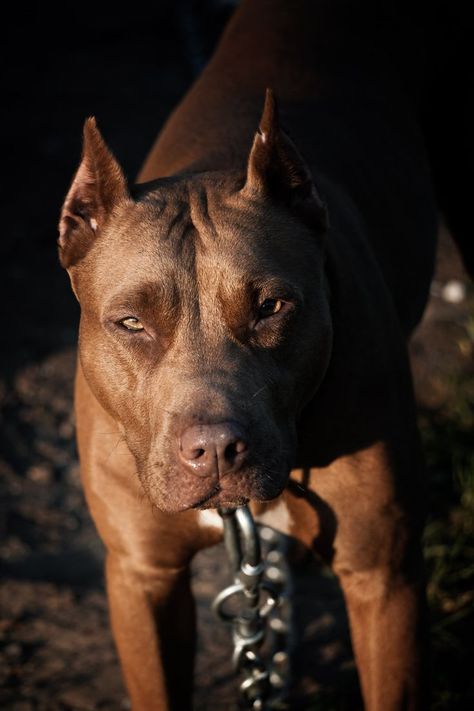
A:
[1,3,473,710]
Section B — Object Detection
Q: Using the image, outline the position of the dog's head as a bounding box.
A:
[59,90,332,513]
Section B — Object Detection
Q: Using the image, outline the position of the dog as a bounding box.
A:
[58,1,437,708]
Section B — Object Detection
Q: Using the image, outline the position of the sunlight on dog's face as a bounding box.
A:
[59,94,332,513]
[73,174,331,512]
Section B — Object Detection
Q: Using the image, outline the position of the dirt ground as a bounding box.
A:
[1,3,473,710]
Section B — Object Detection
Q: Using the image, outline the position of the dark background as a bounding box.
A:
[1,2,473,709]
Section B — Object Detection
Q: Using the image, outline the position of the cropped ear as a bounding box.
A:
[58,117,129,268]
[242,89,327,230]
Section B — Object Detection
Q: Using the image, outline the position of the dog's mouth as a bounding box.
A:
[190,484,250,510]
[191,485,222,509]
[188,469,290,511]
[144,449,292,514]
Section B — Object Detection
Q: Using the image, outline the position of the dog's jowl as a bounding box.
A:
[58,1,437,709]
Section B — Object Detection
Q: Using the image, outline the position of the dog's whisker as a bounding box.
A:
[250,385,269,400]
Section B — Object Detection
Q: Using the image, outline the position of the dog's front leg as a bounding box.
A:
[337,553,427,711]
[300,450,428,710]
[81,478,202,711]
[106,553,195,711]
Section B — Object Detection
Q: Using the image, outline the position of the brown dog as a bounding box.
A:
[58,1,437,709]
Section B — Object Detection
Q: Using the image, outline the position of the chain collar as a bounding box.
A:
[212,505,291,710]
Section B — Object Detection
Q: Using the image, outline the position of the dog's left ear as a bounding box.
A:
[58,117,129,268]
[243,89,327,230]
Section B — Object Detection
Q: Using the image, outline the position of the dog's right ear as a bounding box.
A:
[58,118,129,269]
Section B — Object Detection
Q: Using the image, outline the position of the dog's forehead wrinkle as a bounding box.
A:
[137,171,238,245]
[123,198,198,274]
[188,183,220,247]
[160,201,189,242]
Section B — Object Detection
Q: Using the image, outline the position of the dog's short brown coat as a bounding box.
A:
[59,1,437,708]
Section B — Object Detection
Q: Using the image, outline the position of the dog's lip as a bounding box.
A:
[190,486,251,511]
[191,485,222,509]
[195,494,250,511]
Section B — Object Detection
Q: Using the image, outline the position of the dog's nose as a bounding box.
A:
[179,422,248,478]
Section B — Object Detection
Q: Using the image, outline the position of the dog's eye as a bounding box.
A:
[119,317,144,331]
[258,298,283,319]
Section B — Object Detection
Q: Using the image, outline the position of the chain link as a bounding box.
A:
[212,506,291,710]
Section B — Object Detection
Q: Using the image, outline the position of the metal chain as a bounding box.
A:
[212,506,291,710]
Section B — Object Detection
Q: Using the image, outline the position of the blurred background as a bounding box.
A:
[0,2,472,709]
